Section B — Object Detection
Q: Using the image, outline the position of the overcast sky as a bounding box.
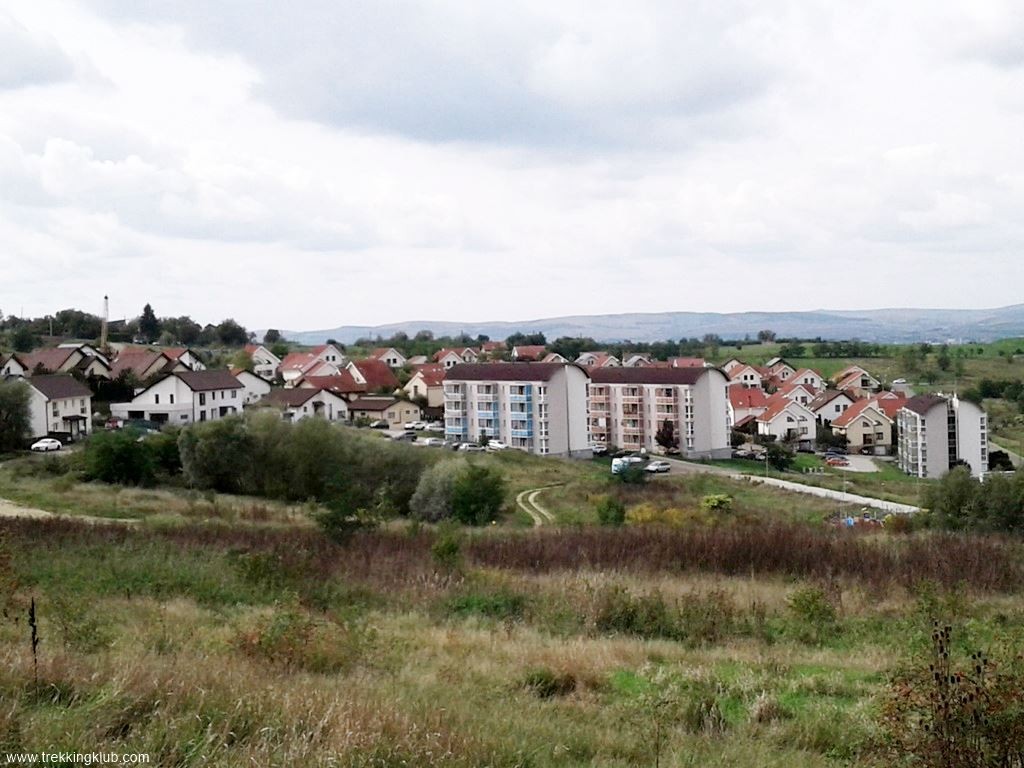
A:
[1,1,1023,331]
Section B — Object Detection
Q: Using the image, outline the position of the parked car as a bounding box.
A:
[368,420,389,429]
[458,444,486,453]
[404,421,427,431]
[644,460,671,473]
[486,440,509,452]
[590,442,608,456]
[424,422,444,432]
[30,438,62,452]
[823,447,848,456]
[826,456,849,467]
[611,456,645,474]
[421,437,445,447]
[444,440,462,451]
[392,431,417,442]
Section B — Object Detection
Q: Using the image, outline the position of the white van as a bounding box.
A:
[611,456,645,474]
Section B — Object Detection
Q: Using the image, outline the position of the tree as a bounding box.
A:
[409,459,465,522]
[10,325,36,353]
[84,430,156,486]
[757,330,777,343]
[764,442,795,471]
[451,464,505,525]
[216,319,249,347]
[229,349,254,372]
[0,381,30,451]
[654,420,678,453]
[778,342,806,358]
[936,345,951,372]
[263,329,281,344]
[138,303,160,343]
[270,341,290,359]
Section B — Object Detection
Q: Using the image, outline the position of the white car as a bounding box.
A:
[425,422,444,432]
[404,421,427,430]
[458,444,486,453]
[644,460,672,473]
[30,438,63,452]
[421,437,445,447]
[486,440,509,451]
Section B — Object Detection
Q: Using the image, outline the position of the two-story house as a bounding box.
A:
[24,375,94,440]
[110,370,244,425]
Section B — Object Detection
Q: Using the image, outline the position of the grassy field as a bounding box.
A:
[3,514,1024,767]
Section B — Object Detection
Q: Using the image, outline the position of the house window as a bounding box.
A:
[154,394,160,404]
[232,390,237,399]
[170,394,175,404]
[199,393,206,405]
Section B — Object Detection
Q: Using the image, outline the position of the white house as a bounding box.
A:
[278,352,341,384]
[433,349,467,370]
[370,347,408,368]
[244,344,283,380]
[311,344,347,366]
[163,348,206,371]
[266,387,348,422]
[24,375,93,441]
[622,354,653,367]
[807,389,858,425]
[110,370,244,425]
[756,396,817,450]
[777,381,817,407]
[789,368,825,393]
[231,368,272,405]
[403,364,446,408]
[1,355,28,377]
[728,364,764,389]
[728,386,769,428]
[575,352,620,368]
[832,365,881,398]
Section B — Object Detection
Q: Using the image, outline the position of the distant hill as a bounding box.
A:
[278,304,1024,345]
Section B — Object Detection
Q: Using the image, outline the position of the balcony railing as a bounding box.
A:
[508,393,533,403]
[655,396,676,406]
[621,395,642,404]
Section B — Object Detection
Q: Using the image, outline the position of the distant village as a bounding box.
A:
[1,296,993,484]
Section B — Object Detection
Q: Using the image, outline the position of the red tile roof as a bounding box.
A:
[27,374,92,400]
[831,397,897,428]
[19,347,77,373]
[757,394,812,423]
[411,363,446,387]
[670,357,706,368]
[111,349,172,378]
[279,352,318,372]
[512,345,546,360]
[301,371,365,395]
[349,359,399,391]
[729,386,769,410]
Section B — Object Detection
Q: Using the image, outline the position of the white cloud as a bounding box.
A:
[0,0,1022,329]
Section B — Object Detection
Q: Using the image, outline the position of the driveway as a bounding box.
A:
[832,455,878,473]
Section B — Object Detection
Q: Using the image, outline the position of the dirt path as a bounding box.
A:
[0,498,138,525]
[515,486,559,526]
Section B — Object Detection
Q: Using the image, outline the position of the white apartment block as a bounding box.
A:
[443,363,590,457]
[897,393,988,478]
[111,370,244,425]
[588,367,731,459]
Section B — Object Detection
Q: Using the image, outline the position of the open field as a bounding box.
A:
[3,515,1024,766]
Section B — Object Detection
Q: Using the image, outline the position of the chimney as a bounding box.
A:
[100,295,109,352]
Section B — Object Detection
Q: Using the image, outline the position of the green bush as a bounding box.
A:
[446,588,526,621]
[410,459,465,522]
[594,495,626,526]
[787,585,839,644]
[451,463,505,525]
[84,430,155,486]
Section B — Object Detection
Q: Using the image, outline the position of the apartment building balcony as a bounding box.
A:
[622,425,644,436]
[476,409,499,421]
[510,428,534,438]
[655,396,676,406]
[620,395,642,405]
[508,393,533,403]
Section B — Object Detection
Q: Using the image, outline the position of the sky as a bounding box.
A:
[1,0,1023,332]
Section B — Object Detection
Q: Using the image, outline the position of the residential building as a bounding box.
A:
[777,381,817,407]
[110,370,244,425]
[243,344,282,380]
[278,352,341,384]
[443,363,590,457]
[588,367,731,459]
[720,358,745,374]
[541,352,570,363]
[622,354,653,367]
[510,345,546,361]
[348,397,422,427]
[0,355,28,377]
[23,375,93,440]
[370,347,407,368]
[162,347,206,371]
[789,368,825,392]
[6,346,111,380]
[897,394,988,478]
[111,349,186,381]
[266,388,348,422]
[298,371,366,400]
[403,364,446,408]
[832,365,881,398]
[346,359,399,393]
[406,355,429,366]
[668,357,706,368]
[728,364,763,389]
[311,344,347,367]
[231,368,272,404]
[808,389,858,425]
[831,399,894,455]
[728,386,769,428]
[575,351,620,368]
[433,348,468,369]
[765,358,796,382]
[756,396,817,450]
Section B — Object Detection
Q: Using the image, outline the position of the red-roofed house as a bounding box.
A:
[433,347,478,369]
[112,349,187,381]
[575,351,620,368]
[756,395,816,450]
[727,386,769,427]
[346,359,400,393]
[777,380,818,406]
[807,389,859,425]
[278,352,341,384]
[266,387,348,423]
[788,368,825,393]
[511,345,546,362]
[403,363,446,408]
[831,399,894,455]
[110,370,244,425]
[669,357,706,368]
[728,364,763,389]
[310,344,347,366]
[243,344,282,380]
[831,365,881,398]
[162,347,205,371]
[297,371,366,399]
[230,367,272,404]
